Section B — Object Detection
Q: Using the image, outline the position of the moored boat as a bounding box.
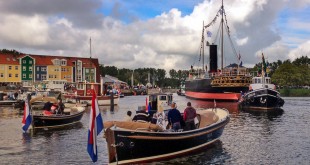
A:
[63,82,119,106]
[185,0,251,101]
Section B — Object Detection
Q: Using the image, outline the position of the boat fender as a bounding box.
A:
[250,97,254,102]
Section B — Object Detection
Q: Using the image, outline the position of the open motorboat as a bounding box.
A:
[103,93,230,164]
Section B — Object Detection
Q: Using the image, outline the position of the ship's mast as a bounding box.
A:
[202,21,205,72]
[221,0,224,71]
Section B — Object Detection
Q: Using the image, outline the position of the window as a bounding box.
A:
[37,74,40,79]
[23,60,26,64]
[41,67,46,72]
[37,67,40,71]
[54,68,59,72]
[61,68,66,72]
[29,74,32,78]
[49,75,53,78]
[29,60,32,64]
[15,74,18,78]
[8,66,12,70]
[9,73,12,77]
[61,60,67,66]
[15,66,18,70]
[29,67,32,71]
[23,74,26,78]
[23,66,26,71]
[0,66,4,70]
[0,73,3,77]
[41,74,46,80]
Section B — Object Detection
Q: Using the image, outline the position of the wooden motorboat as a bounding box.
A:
[32,106,85,130]
[104,108,229,164]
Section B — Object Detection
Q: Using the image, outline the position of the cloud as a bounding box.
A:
[288,40,310,60]
[0,0,309,73]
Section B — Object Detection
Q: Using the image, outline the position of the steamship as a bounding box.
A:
[185,1,252,101]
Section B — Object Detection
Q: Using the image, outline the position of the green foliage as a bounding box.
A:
[279,88,310,97]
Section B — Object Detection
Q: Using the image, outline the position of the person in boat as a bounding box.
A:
[75,90,80,103]
[132,107,150,123]
[167,102,182,131]
[154,105,168,130]
[183,102,197,131]
[43,101,53,111]
[123,111,132,122]
[56,99,65,114]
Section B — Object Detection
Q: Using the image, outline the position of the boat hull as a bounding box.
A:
[64,95,119,106]
[105,114,229,164]
[239,88,285,110]
[33,110,85,129]
[185,78,248,101]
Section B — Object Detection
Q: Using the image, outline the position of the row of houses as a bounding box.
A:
[0,53,100,87]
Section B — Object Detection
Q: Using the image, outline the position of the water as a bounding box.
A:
[0,95,309,165]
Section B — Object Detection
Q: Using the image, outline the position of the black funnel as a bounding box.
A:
[209,45,217,73]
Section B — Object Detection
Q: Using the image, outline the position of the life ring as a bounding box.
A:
[260,97,266,104]
[87,89,92,95]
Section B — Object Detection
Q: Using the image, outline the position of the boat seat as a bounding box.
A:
[104,121,163,132]
[196,111,219,128]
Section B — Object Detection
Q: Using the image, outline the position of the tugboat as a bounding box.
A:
[239,54,285,110]
[185,0,252,101]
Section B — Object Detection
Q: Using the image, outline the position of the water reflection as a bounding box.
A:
[156,140,225,165]
[32,122,84,137]
[241,108,284,120]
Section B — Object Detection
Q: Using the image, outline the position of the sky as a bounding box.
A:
[0,0,309,72]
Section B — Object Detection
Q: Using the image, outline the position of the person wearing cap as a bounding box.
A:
[183,102,197,131]
[167,102,182,131]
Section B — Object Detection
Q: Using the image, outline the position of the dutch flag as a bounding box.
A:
[87,89,104,162]
[22,98,32,132]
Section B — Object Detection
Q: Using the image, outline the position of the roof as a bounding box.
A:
[103,75,127,85]
[0,54,20,65]
[0,53,99,68]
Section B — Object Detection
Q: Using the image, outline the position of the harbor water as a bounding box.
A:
[0,95,309,164]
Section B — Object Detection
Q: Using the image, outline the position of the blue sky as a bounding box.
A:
[0,0,309,71]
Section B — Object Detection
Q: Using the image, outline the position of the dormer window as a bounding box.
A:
[53,59,60,66]
[61,59,67,66]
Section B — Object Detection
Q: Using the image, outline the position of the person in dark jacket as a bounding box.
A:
[132,107,150,122]
[183,102,197,131]
[167,102,182,131]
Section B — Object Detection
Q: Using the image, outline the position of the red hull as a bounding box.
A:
[185,91,240,101]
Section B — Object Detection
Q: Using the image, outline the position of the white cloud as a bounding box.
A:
[288,40,310,60]
[0,0,309,72]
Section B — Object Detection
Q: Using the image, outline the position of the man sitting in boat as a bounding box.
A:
[167,102,183,131]
[183,102,197,131]
[132,106,151,123]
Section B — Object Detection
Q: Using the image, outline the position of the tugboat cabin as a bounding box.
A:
[147,93,173,116]
[250,77,275,91]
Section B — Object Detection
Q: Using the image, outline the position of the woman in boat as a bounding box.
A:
[154,105,168,130]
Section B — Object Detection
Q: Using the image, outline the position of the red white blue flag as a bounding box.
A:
[87,89,104,162]
[22,98,32,132]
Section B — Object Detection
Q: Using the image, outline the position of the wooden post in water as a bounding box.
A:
[110,91,114,111]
